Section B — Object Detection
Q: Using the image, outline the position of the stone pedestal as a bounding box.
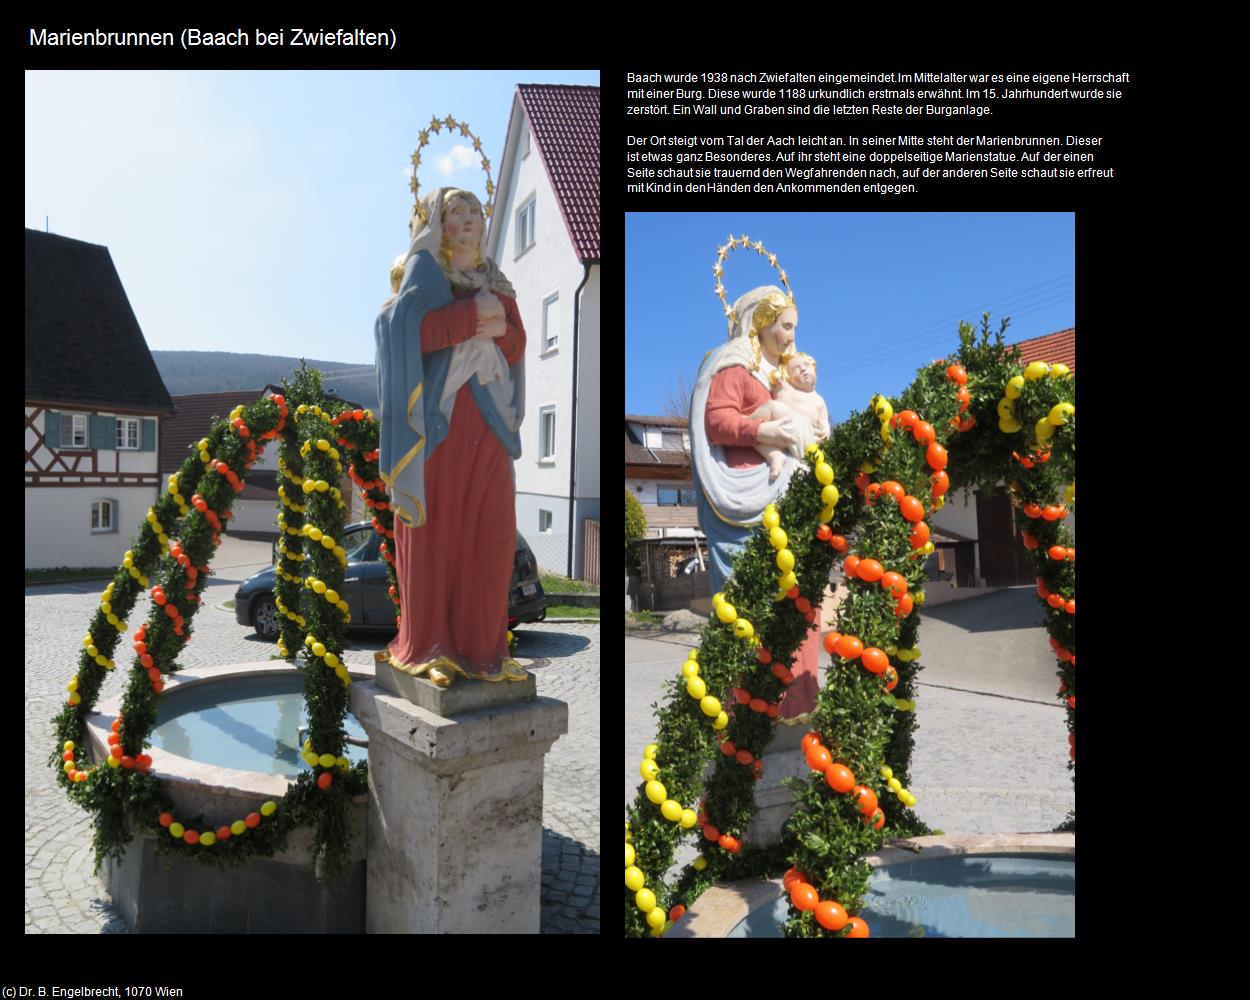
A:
[349,674,568,933]
[744,722,809,845]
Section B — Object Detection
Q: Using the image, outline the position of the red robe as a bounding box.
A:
[388,287,525,674]
[706,365,821,719]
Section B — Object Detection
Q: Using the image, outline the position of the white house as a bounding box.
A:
[25,229,174,569]
[624,415,701,540]
[485,84,600,580]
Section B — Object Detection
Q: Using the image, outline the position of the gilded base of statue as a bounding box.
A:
[374,650,536,717]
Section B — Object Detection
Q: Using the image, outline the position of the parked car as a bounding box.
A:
[236,523,546,639]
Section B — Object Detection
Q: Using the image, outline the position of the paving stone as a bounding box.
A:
[27,569,599,934]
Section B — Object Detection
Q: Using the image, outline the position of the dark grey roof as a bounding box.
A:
[25,229,173,413]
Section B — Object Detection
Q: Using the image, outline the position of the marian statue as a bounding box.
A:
[374,118,527,688]
[690,237,827,718]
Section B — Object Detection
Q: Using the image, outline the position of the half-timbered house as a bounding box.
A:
[25,229,174,569]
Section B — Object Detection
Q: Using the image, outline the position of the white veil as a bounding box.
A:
[690,285,800,526]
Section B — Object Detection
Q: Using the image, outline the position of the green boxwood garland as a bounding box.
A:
[625,316,1075,938]
[47,364,406,880]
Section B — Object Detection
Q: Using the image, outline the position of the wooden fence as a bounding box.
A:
[581,519,600,586]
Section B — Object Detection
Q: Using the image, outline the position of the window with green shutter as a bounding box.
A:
[55,413,89,449]
[142,418,156,451]
[44,410,61,448]
[91,415,115,450]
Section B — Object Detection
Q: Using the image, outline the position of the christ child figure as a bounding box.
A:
[751,352,830,481]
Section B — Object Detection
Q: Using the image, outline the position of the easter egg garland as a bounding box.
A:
[50,364,371,878]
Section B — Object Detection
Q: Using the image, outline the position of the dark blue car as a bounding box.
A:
[235,522,546,640]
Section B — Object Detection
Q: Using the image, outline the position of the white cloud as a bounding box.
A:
[435,145,477,176]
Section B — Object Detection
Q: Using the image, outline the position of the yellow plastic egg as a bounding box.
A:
[888,778,903,792]
[312,642,327,658]
[645,780,667,805]
[681,660,699,679]
[1023,361,1049,381]
[260,801,277,816]
[635,889,657,913]
[319,753,337,768]
[732,619,754,641]
[692,856,708,871]
[776,549,795,574]
[640,759,659,781]
[769,526,788,550]
[646,907,667,929]
[778,571,798,592]
[169,823,185,839]
[626,844,636,868]
[686,676,707,700]
[714,603,737,625]
[231,820,247,836]
[712,712,729,731]
[815,462,834,485]
[644,743,659,760]
[680,809,698,829]
[821,485,840,508]
[661,799,683,822]
[880,765,894,780]
[1048,402,1075,425]
[700,696,722,718]
[1064,482,1075,505]
[762,508,780,530]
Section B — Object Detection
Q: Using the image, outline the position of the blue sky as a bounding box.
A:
[626,213,1074,420]
[25,69,599,364]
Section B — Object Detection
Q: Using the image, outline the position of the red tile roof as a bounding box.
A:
[626,414,688,428]
[161,391,278,501]
[517,84,599,262]
[1009,328,1075,373]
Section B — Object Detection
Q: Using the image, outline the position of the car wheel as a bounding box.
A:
[253,595,280,641]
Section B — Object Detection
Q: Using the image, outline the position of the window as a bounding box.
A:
[539,405,556,461]
[516,196,536,255]
[61,413,87,449]
[539,509,553,533]
[91,499,116,533]
[541,292,559,353]
[116,417,139,450]
[658,488,696,506]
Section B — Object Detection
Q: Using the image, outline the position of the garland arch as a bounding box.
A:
[625,315,1075,937]
[49,364,401,878]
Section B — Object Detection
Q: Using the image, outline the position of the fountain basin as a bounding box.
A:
[669,833,1074,938]
[88,662,370,934]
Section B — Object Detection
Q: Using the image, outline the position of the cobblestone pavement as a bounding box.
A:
[25,538,599,934]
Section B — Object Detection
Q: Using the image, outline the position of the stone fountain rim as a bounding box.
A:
[666,831,1075,939]
[87,660,377,801]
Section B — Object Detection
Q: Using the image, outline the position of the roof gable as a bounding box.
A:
[25,229,173,413]
[512,84,599,262]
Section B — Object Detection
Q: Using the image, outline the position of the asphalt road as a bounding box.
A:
[625,585,1074,851]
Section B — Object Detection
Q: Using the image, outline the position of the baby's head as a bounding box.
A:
[786,352,817,391]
